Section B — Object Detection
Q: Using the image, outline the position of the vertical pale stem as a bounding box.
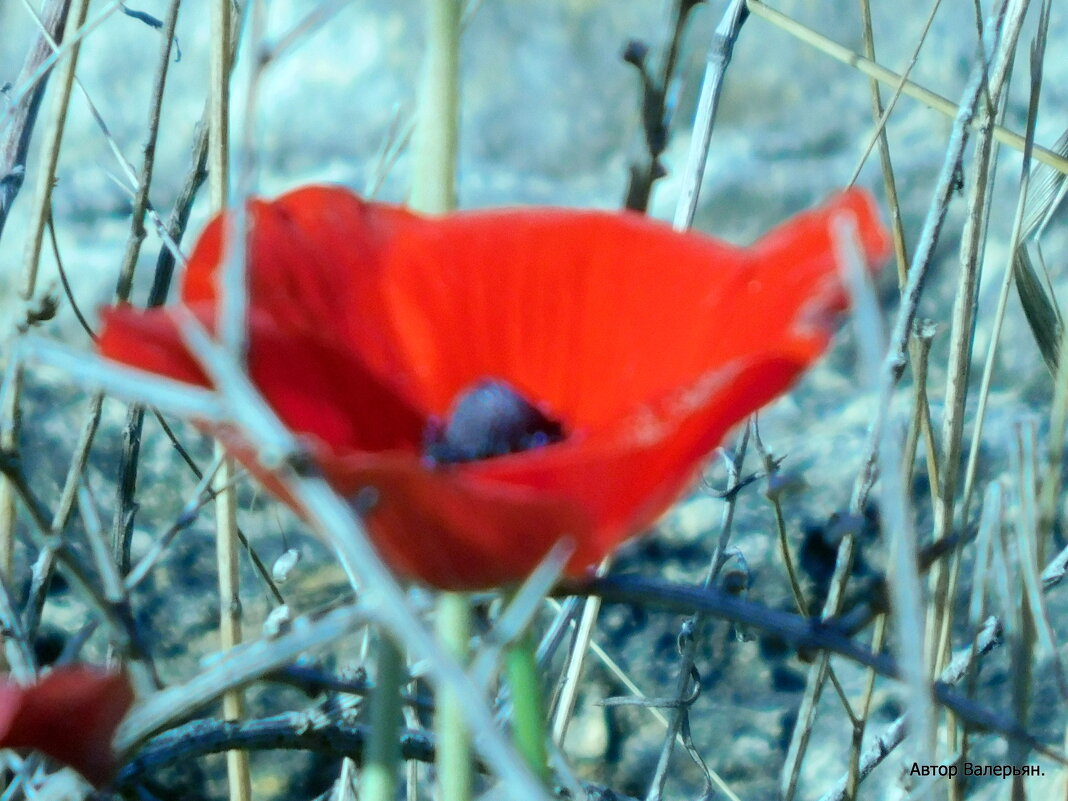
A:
[0,372,22,578]
[210,0,231,213]
[410,0,460,214]
[435,593,473,800]
[550,588,602,745]
[409,0,471,798]
[214,454,250,801]
[210,0,250,799]
[672,0,747,231]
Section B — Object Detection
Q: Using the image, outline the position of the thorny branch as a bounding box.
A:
[564,574,1065,763]
[119,711,643,801]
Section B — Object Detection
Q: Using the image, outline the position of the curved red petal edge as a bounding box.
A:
[0,666,134,787]
[312,353,809,588]
[99,306,212,388]
[97,185,889,589]
[99,305,426,454]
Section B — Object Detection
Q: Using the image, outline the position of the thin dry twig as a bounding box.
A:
[623,0,706,213]
[839,212,934,758]
[777,29,1010,784]
[850,0,1005,514]
[206,0,253,795]
[0,0,125,132]
[0,0,71,240]
[671,0,747,230]
[745,0,1068,175]
[929,0,1030,683]
[817,617,1002,801]
[644,435,746,801]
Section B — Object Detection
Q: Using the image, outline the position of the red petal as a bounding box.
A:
[99,305,211,387]
[99,304,425,454]
[311,189,887,586]
[468,354,810,563]
[243,309,425,453]
[98,186,888,589]
[748,186,890,328]
[324,187,888,427]
[346,203,757,424]
[181,188,424,397]
[0,666,134,787]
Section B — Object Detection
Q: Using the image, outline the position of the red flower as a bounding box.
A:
[99,186,888,589]
[0,666,134,787]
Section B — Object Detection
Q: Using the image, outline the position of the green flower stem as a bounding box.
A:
[506,630,549,782]
[363,634,404,801]
[436,592,473,801]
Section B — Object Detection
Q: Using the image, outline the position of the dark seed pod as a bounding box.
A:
[424,379,565,465]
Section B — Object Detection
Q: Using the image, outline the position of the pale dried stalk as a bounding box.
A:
[0,0,71,240]
[115,603,372,753]
[641,4,751,798]
[19,0,87,294]
[0,0,124,132]
[209,0,251,796]
[929,0,1028,676]
[782,12,1003,787]
[408,1,469,799]
[549,560,606,747]
[839,213,935,759]
[410,0,460,213]
[855,0,943,520]
[672,0,747,231]
[745,0,1068,175]
[0,0,89,584]
[950,6,1053,781]
[14,336,226,421]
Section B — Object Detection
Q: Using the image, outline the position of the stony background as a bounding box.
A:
[3,1,1068,799]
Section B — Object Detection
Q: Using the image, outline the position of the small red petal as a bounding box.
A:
[99,306,211,387]
[0,666,134,787]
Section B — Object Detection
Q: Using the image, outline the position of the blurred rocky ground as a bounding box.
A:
[3,1,1068,799]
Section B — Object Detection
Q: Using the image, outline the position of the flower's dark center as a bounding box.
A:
[423,379,566,466]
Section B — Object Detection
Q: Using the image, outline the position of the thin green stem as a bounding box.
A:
[506,630,549,783]
[364,635,405,801]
